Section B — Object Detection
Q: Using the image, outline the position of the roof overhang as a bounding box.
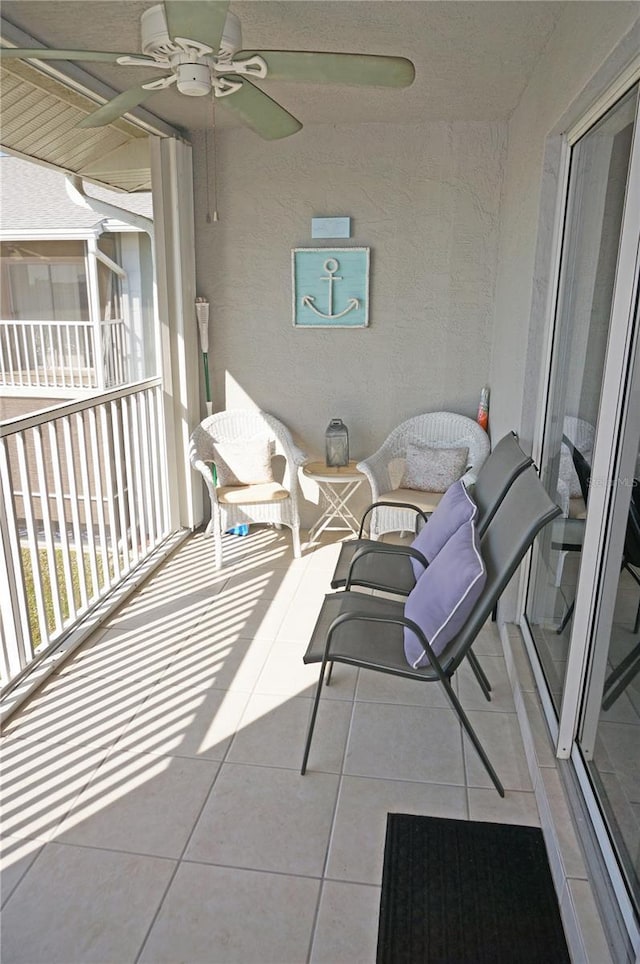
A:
[0,16,185,192]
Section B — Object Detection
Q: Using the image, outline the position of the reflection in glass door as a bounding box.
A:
[578,314,640,909]
[525,78,640,932]
[526,85,638,713]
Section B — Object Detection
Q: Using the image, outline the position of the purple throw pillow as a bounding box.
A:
[409,480,477,580]
[403,518,486,669]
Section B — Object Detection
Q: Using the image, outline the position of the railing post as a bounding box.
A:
[86,236,105,391]
[0,379,171,692]
[0,439,31,681]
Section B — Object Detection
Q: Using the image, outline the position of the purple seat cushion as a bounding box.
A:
[403,519,486,669]
[409,480,477,579]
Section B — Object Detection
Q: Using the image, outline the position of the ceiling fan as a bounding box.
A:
[0,1,415,139]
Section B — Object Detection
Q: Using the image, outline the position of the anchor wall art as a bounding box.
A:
[292,247,370,328]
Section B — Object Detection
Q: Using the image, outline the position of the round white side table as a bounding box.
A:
[302,460,365,543]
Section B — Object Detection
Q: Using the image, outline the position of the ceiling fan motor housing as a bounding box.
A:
[141,4,242,58]
[176,63,211,96]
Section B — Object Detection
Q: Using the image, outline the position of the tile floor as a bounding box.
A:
[1,525,545,963]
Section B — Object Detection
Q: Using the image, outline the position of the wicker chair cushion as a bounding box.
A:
[409,480,477,579]
[400,444,469,493]
[568,497,587,520]
[377,489,445,513]
[217,482,289,504]
[212,437,274,486]
[403,518,486,669]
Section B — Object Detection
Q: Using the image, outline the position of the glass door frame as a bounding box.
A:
[520,59,640,950]
[554,77,640,756]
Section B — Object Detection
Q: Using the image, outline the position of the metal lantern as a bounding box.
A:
[325,418,349,467]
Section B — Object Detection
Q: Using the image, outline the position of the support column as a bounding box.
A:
[150,135,203,530]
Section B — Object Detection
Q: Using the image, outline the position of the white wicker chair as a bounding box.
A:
[558,415,596,520]
[189,409,307,569]
[357,411,490,539]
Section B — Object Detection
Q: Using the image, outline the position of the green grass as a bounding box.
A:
[21,547,110,649]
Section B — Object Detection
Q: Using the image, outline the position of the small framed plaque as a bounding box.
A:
[311,217,352,239]
[292,247,370,328]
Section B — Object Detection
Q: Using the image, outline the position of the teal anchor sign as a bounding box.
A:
[302,259,360,320]
[292,247,370,327]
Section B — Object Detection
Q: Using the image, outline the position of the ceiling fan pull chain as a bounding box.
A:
[207,96,219,223]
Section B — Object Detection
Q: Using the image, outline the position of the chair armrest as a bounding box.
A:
[356,451,393,503]
[346,543,427,590]
[192,457,221,506]
[357,501,429,538]
[460,468,478,488]
[291,444,308,467]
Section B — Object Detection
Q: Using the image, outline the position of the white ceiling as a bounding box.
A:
[0,1,571,135]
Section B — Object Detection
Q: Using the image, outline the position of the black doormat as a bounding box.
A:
[377,814,570,964]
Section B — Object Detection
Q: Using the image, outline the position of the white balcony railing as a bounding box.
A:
[0,379,171,688]
[0,318,129,391]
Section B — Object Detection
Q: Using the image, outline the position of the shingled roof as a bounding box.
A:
[0,154,152,235]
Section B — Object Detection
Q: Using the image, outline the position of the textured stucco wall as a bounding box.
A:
[489,3,640,451]
[192,120,506,482]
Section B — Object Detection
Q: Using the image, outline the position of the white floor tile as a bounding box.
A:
[227,692,352,772]
[468,787,541,826]
[116,683,251,759]
[139,862,319,964]
[55,749,219,858]
[253,639,358,701]
[1,736,109,842]
[344,701,465,784]
[464,710,534,792]
[326,775,467,884]
[457,654,516,712]
[169,630,274,692]
[0,842,174,963]
[355,665,450,707]
[0,835,44,906]
[2,666,159,750]
[310,880,381,963]
[185,762,339,875]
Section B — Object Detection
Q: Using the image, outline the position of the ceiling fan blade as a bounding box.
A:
[77,78,170,128]
[164,0,229,51]
[218,78,302,140]
[0,47,157,63]
[239,51,415,88]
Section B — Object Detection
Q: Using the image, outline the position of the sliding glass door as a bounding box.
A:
[524,79,640,935]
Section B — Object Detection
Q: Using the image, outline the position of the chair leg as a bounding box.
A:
[301,660,328,775]
[556,598,574,635]
[602,640,640,710]
[292,524,301,559]
[213,524,223,570]
[325,662,334,685]
[441,677,505,797]
[622,562,640,632]
[466,650,492,701]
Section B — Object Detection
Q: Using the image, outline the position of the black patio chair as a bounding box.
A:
[557,436,640,637]
[330,431,533,595]
[602,482,640,709]
[301,466,561,796]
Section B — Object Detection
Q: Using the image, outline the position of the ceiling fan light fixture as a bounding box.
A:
[176,63,211,96]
